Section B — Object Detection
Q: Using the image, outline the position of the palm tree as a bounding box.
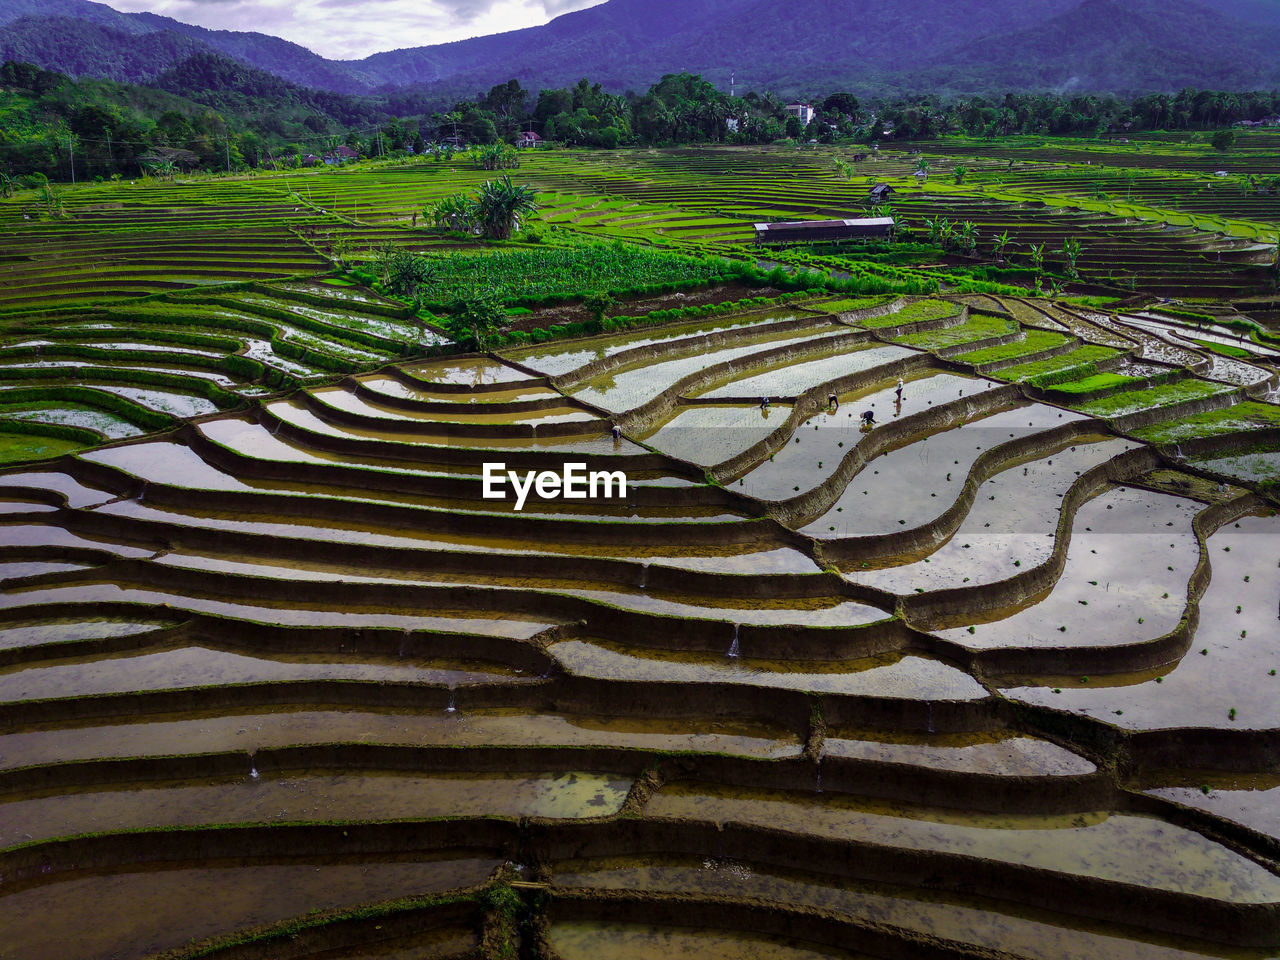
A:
[473,175,538,240]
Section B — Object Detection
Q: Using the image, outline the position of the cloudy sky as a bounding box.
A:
[104,0,607,59]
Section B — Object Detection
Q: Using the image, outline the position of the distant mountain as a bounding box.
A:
[0,0,375,91]
[3,0,1280,100]
[917,0,1280,94]
[353,0,1085,94]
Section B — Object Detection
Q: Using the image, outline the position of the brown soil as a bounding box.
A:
[506,283,786,333]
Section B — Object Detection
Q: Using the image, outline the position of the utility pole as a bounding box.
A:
[730,71,735,99]
[68,138,75,185]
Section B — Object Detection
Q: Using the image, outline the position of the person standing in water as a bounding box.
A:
[895,378,904,402]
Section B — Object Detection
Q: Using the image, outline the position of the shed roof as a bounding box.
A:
[754,218,894,232]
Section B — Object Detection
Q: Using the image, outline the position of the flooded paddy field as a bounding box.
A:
[5,146,1280,957]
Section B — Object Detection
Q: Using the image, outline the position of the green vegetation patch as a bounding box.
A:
[1134,402,1280,444]
[1072,379,1230,419]
[1191,338,1253,359]
[807,296,896,315]
[951,329,1070,365]
[0,432,85,464]
[894,314,1014,350]
[414,243,743,306]
[998,346,1122,384]
[1043,372,1142,394]
[857,299,959,329]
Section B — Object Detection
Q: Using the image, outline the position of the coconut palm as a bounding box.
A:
[473,175,538,240]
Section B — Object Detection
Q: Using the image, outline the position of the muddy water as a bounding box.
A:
[640,404,791,467]
[0,710,802,770]
[644,784,1280,902]
[0,857,495,960]
[553,858,1262,960]
[268,399,623,451]
[358,375,559,405]
[0,771,631,845]
[0,523,151,558]
[310,386,600,426]
[190,429,735,521]
[936,487,1201,647]
[572,327,849,414]
[504,311,807,378]
[551,922,869,960]
[695,344,915,400]
[736,371,1002,502]
[89,500,817,573]
[0,559,90,579]
[0,471,116,508]
[82,441,261,492]
[0,645,519,702]
[0,500,57,515]
[199,418,439,476]
[89,384,220,419]
[822,732,1096,777]
[846,437,1134,590]
[0,581,556,636]
[561,585,886,627]
[549,640,989,701]
[0,616,171,651]
[400,357,533,386]
[1006,512,1280,730]
[152,552,785,601]
[802,404,1087,538]
[1147,776,1280,842]
[1192,450,1280,484]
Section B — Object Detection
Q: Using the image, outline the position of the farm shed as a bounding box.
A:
[868,183,896,202]
[754,217,895,245]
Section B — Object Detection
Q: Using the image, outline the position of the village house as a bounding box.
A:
[514,131,543,148]
[322,145,359,165]
[784,102,816,125]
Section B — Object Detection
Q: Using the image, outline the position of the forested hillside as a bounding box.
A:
[3,0,1280,100]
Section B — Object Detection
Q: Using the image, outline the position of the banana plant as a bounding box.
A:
[992,230,1012,259]
[1061,237,1082,279]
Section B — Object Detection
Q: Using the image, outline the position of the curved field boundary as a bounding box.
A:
[767,384,1024,521]
[819,418,1119,569]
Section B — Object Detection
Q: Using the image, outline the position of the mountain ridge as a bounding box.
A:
[3,0,1279,101]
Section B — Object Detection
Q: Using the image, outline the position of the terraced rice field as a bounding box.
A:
[4,149,1280,958]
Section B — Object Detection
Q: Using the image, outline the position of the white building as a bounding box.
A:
[785,103,816,125]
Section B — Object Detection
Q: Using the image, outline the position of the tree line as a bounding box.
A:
[6,57,1280,181]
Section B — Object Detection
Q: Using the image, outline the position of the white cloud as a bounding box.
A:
[103,0,606,59]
